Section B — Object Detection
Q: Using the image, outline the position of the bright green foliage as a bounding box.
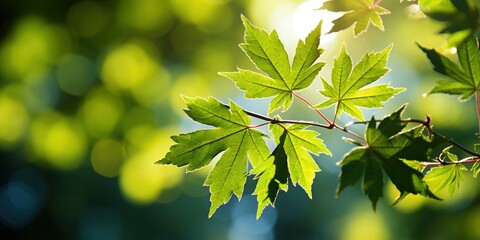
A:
[425,163,467,197]
[423,147,468,195]
[337,105,441,209]
[252,122,331,218]
[316,44,404,121]
[471,144,480,177]
[251,130,289,219]
[320,0,391,36]
[156,96,270,217]
[418,36,480,100]
[418,0,480,46]
[220,16,325,113]
[472,161,480,177]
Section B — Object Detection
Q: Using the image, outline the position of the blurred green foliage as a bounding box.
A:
[1,0,480,239]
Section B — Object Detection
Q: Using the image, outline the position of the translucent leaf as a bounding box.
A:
[418,36,480,100]
[321,0,391,36]
[221,16,325,113]
[317,44,404,121]
[157,97,270,217]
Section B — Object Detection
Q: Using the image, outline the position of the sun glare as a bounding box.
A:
[292,0,339,43]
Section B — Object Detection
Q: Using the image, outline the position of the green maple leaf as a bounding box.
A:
[471,144,480,177]
[252,122,331,217]
[337,105,442,210]
[156,96,270,217]
[251,129,289,219]
[418,0,480,46]
[220,16,325,113]
[316,44,404,121]
[424,146,467,197]
[425,164,467,197]
[321,0,391,36]
[418,36,480,100]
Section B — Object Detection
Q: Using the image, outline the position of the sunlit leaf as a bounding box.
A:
[317,44,404,121]
[418,0,480,46]
[418,36,480,100]
[157,97,270,217]
[425,164,467,197]
[321,0,391,36]
[220,16,325,113]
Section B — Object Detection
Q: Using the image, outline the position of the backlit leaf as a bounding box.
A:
[317,44,404,121]
[321,0,391,36]
[157,97,270,217]
[425,164,467,197]
[220,16,325,113]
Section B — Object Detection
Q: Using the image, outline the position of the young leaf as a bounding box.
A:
[220,16,325,113]
[472,161,480,177]
[418,36,480,100]
[317,44,405,121]
[321,0,391,36]
[424,164,467,197]
[337,105,443,209]
[156,96,270,217]
[472,143,480,177]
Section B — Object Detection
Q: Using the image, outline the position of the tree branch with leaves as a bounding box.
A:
[157,0,480,218]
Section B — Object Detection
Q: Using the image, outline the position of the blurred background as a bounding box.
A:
[1,0,479,239]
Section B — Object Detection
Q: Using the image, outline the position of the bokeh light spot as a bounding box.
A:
[170,72,211,116]
[169,0,232,31]
[292,0,339,42]
[80,87,124,138]
[56,54,96,96]
[120,129,183,204]
[91,139,125,178]
[0,94,29,149]
[0,17,70,80]
[101,42,159,91]
[118,0,174,34]
[30,112,87,170]
[340,205,391,240]
[0,182,39,229]
[131,67,172,107]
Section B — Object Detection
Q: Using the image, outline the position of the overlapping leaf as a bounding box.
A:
[321,0,391,36]
[252,122,331,217]
[337,105,444,209]
[419,36,480,100]
[220,16,325,113]
[156,96,270,217]
[418,0,480,46]
[316,44,404,121]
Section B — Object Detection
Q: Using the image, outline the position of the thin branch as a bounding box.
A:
[370,0,383,9]
[432,131,480,157]
[334,125,366,142]
[222,103,331,129]
[290,91,366,142]
[291,91,332,125]
[350,116,480,158]
[421,156,480,167]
